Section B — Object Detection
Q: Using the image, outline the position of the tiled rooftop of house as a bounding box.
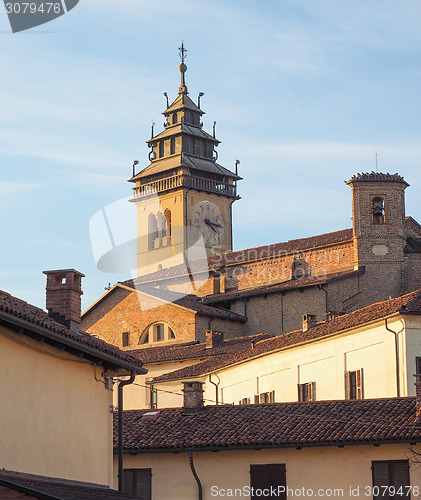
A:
[115,397,421,453]
[347,172,409,185]
[120,284,247,322]
[126,332,274,364]
[0,470,139,499]
[0,290,145,373]
[153,289,421,382]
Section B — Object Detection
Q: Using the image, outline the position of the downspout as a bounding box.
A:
[318,284,328,316]
[385,319,404,397]
[209,373,220,405]
[118,371,136,492]
[189,451,203,500]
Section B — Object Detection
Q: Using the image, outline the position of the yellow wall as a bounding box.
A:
[0,325,113,485]
[115,443,421,500]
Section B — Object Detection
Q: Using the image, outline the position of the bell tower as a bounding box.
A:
[129,44,240,276]
[346,172,409,301]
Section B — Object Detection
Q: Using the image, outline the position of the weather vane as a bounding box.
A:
[179,41,187,64]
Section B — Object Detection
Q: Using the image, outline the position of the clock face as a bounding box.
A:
[192,201,225,247]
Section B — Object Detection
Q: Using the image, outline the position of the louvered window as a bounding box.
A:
[122,468,152,499]
[298,382,316,401]
[250,464,286,499]
[372,460,410,499]
[346,369,364,399]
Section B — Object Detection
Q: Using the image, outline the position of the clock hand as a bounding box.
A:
[204,219,220,234]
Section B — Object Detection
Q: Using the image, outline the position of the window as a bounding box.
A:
[172,113,178,124]
[292,257,311,280]
[164,209,172,237]
[372,197,385,224]
[372,460,410,499]
[250,464,286,500]
[239,397,251,405]
[156,324,164,341]
[159,140,164,158]
[148,213,158,250]
[149,385,158,409]
[346,369,364,399]
[139,323,177,345]
[122,332,129,347]
[122,468,151,499]
[254,391,275,404]
[298,382,316,401]
[416,357,421,375]
[170,137,175,155]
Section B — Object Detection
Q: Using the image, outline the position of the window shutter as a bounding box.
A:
[122,469,152,499]
[298,384,303,401]
[254,395,259,404]
[250,464,286,499]
[345,371,350,399]
[372,461,410,499]
[270,390,275,403]
[357,368,364,399]
[311,382,316,401]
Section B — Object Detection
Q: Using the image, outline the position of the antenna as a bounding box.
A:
[163,92,169,108]
[198,92,204,108]
[235,159,240,177]
[213,121,216,139]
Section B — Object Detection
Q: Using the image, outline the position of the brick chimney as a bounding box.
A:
[206,330,224,349]
[43,269,84,332]
[302,314,317,332]
[182,381,204,414]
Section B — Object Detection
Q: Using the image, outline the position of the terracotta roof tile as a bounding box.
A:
[126,228,354,285]
[346,172,409,185]
[0,290,145,373]
[119,284,246,322]
[154,289,421,381]
[115,397,421,452]
[202,269,364,304]
[0,470,139,499]
[126,332,274,364]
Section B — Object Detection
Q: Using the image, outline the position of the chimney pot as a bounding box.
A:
[205,330,224,349]
[302,314,317,332]
[43,269,84,332]
[182,381,204,414]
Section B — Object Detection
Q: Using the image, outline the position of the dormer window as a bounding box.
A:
[372,197,385,224]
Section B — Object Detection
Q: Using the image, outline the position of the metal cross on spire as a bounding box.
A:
[179,41,187,64]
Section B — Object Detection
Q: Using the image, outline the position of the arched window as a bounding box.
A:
[372,197,385,224]
[164,209,172,237]
[172,113,178,124]
[148,213,158,250]
[139,323,177,345]
[156,211,166,238]
[190,112,195,125]
[159,140,164,158]
[170,137,175,155]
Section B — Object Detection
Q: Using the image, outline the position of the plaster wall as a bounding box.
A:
[115,443,421,500]
[0,325,113,485]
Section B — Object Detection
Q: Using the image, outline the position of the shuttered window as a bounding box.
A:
[122,468,152,499]
[250,464,286,499]
[298,382,316,401]
[372,460,410,499]
[346,369,364,399]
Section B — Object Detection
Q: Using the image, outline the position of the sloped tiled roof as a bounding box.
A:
[0,290,145,374]
[153,289,421,382]
[346,172,409,186]
[129,228,355,285]
[115,397,421,453]
[202,268,364,304]
[0,470,138,499]
[126,332,273,365]
[116,284,246,322]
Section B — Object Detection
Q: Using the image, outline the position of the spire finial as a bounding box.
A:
[178,41,188,95]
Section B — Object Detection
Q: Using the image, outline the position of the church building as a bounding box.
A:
[81,48,421,351]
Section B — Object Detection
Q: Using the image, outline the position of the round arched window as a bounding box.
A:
[139,323,176,345]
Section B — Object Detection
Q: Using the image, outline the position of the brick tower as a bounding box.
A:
[346,172,409,303]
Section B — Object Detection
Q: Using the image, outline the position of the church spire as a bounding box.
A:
[178,41,188,95]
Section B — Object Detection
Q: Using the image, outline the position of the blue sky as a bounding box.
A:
[1,0,421,310]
